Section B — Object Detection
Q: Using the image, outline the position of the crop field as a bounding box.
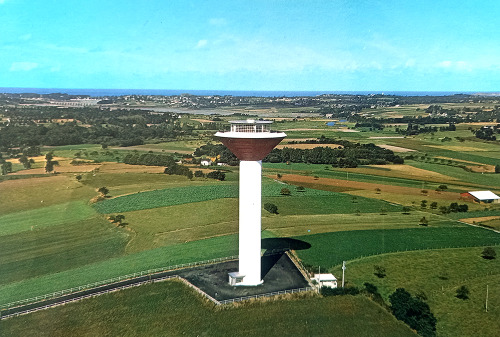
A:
[295,226,500,269]
[329,247,500,337]
[92,180,342,214]
[0,281,415,337]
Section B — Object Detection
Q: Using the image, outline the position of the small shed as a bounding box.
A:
[313,273,338,288]
[460,191,500,204]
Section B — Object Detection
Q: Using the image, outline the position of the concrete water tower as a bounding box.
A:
[216,120,286,286]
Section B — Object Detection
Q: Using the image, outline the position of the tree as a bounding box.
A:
[375,188,381,194]
[421,200,428,208]
[45,152,59,173]
[19,155,34,169]
[495,165,500,174]
[419,216,429,226]
[98,187,109,197]
[280,188,291,196]
[109,214,125,226]
[456,285,469,300]
[194,170,204,178]
[438,184,448,190]
[264,203,278,214]
[296,186,306,192]
[1,160,12,175]
[402,206,411,214]
[481,246,497,260]
[75,175,82,182]
[430,201,438,209]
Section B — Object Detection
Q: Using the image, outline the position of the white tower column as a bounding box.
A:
[238,160,263,285]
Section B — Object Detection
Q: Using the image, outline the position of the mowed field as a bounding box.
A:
[2,117,500,336]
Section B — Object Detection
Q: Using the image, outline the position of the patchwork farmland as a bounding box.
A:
[1,100,500,336]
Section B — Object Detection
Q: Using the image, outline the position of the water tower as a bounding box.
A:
[216,120,286,286]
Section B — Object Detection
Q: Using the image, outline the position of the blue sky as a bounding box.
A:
[1,0,499,91]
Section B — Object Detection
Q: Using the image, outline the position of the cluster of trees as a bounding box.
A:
[474,125,499,141]
[164,163,193,179]
[165,164,226,181]
[264,143,403,167]
[193,143,238,165]
[123,153,176,167]
[397,122,456,136]
[0,106,202,150]
[439,202,468,213]
[389,288,437,337]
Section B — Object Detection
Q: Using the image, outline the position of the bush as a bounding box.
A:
[280,188,291,196]
[456,285,469,300]
[374,265,386,278]
[481,246,496,260]
[264,203,278,214]
[206,170,225,181]
[321,286,359,297]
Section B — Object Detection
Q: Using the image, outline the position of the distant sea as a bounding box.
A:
[0,87,488,97]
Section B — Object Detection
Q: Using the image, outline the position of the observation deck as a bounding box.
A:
[215,120,286,161]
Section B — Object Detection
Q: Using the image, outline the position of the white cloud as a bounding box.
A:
[437,60,472,71]
[209,18,227,26]
[195,39,208,49]
[438,60,452,67]
[10,62,38,71]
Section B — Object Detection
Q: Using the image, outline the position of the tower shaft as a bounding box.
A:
[238,160,263,285]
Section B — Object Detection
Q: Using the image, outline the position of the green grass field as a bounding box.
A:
[330,247,500,337]
[0,201,97,236]
[0,216,129,285]
[0,280,416,337]
[0,234,238,306]
[295,226,500,269]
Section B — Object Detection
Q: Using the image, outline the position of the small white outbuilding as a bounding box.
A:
[314,273,338,288]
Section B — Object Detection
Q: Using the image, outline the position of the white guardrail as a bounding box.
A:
[0,255,238,311]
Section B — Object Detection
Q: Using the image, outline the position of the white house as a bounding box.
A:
[200,159,212,166]
[461,191,500,203]
[313,273,338,288]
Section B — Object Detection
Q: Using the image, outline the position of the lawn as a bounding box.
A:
[295,226,500,269]
[329,247,500,337]
[0,280,416,337]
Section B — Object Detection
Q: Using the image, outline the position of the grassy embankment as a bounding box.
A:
[0,280,416,337]
[329,247,500,337]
